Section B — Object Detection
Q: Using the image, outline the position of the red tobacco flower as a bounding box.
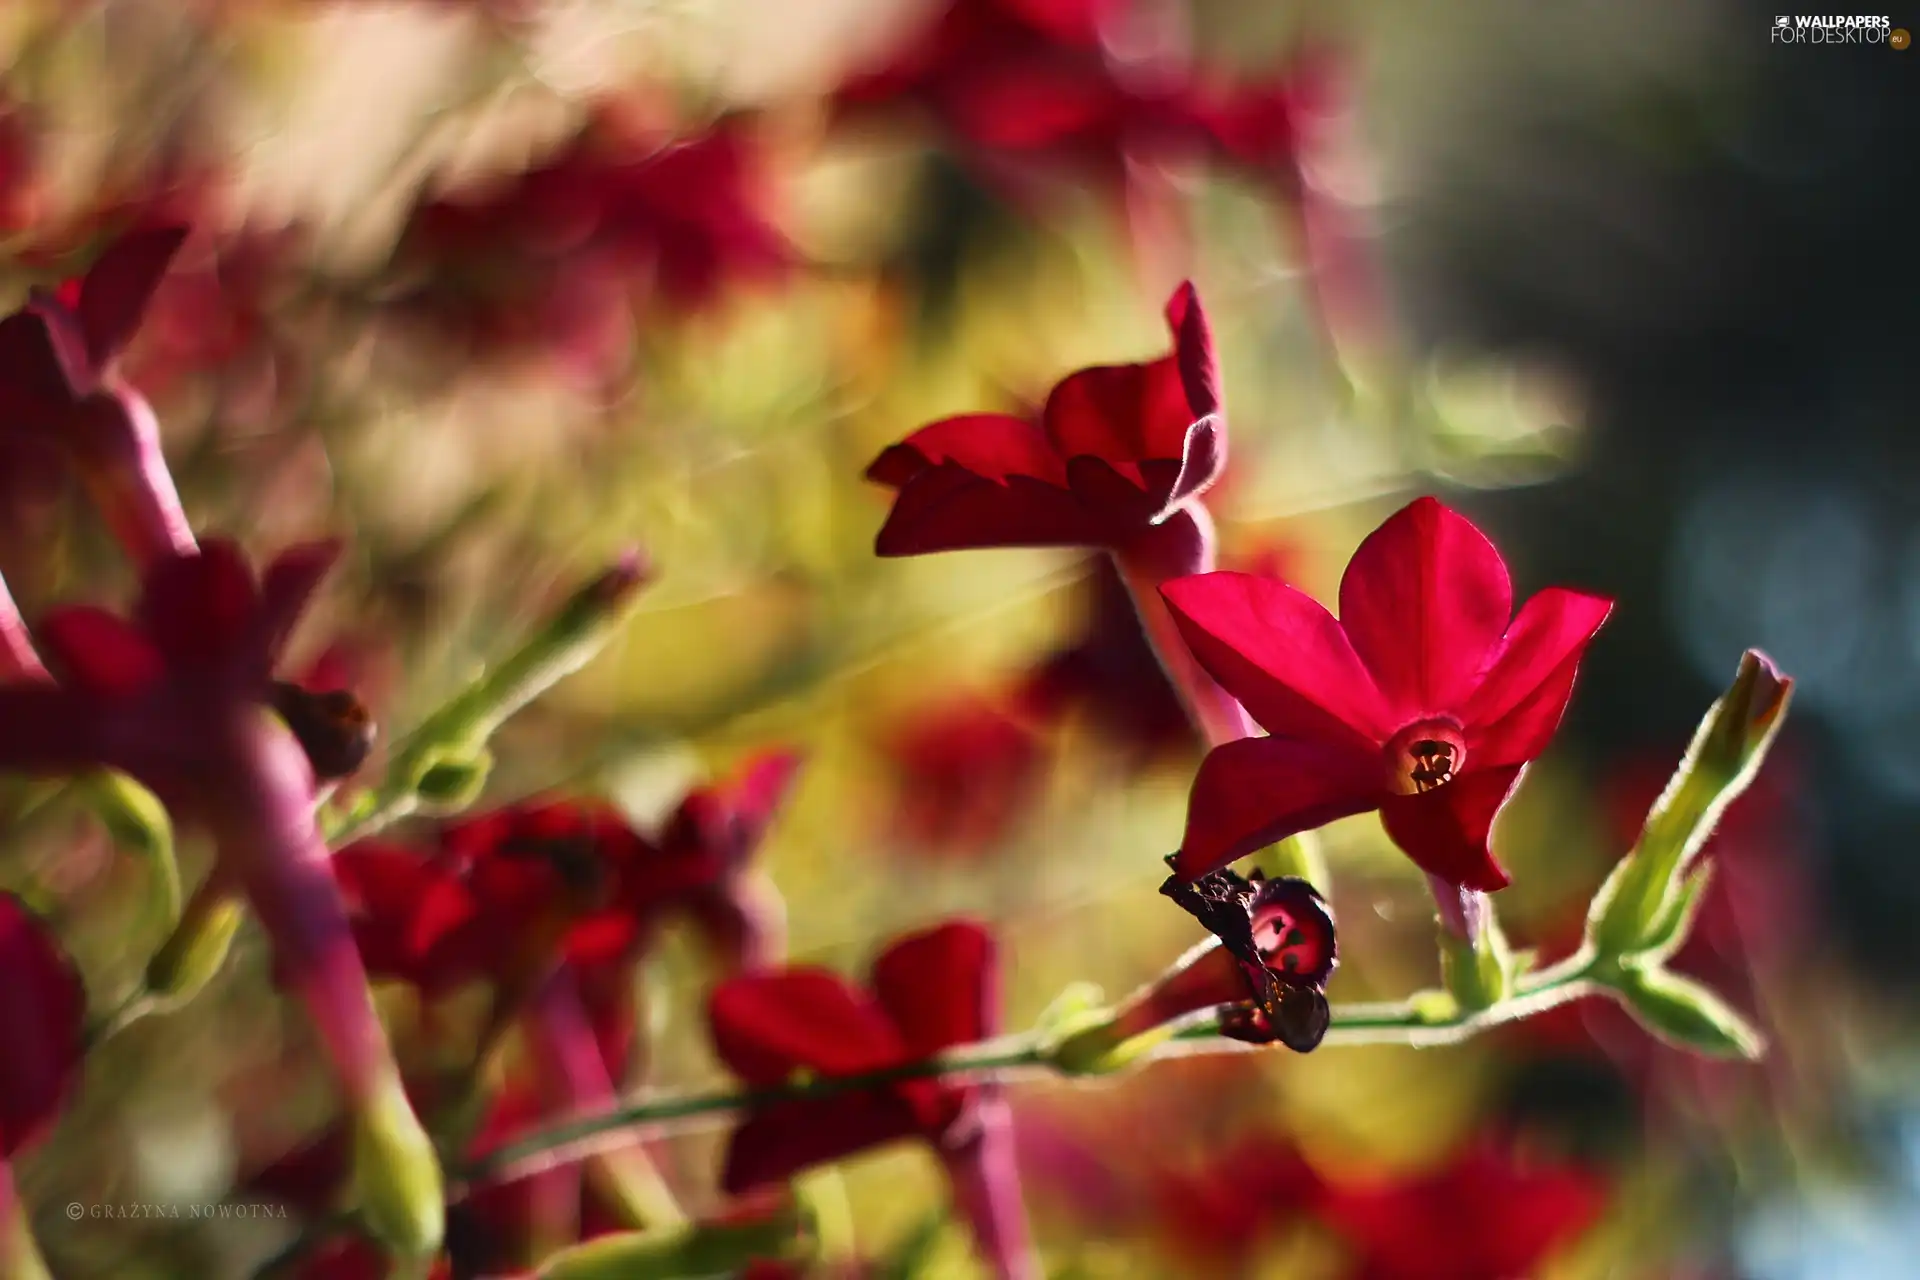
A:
[833,0,1208,218]
[1160,498,1612,890]
[881,694,1047,855]
[1157,867,1337,1051]
[390,110,789,378]
[1317,1139,1608,1280]
[0,895,85,1160]
[708,921,997,1191]
[708,921,1039,1278]
[0,224,195,564]
[867,281,1221,556]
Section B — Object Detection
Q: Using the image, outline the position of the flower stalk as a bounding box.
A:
[458,956,1605,1193]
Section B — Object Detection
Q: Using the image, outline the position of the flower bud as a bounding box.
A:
[1609,964,1763,1060]
[143,895,245,1010]
[536,1212,801,1280]
[1431,880,1513,1012]
[350,1071,446,1261]
[1589,651,1793,960]
[411,748,493,811]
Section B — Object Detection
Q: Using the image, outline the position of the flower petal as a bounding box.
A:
[871,920,998,1059]
[708,970,906,1084]
[867,414,1066,488]
[871,462,1103,554]
[1338,498,1513,718]
[0,894,85,1156]
[1160,572,1393,750]
[1461,587,1612,765]
[1042,351,1191,467]
[1171,735,1383,880]
[138,540,261,672]
[36,605,165,698]
[721,1094,924,1194]
[76,225,189,367]
[257,539,343,665]
[1376,765,1524,891]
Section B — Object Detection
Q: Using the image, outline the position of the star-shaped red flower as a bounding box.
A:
[1161,497,1612,890]
[707,921,997,1192]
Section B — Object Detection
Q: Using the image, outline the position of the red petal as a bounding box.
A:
[872,463,1104,554]
[77,225,189,366]
[0,686,114,775]
[721,1094,923,1194]
[1164,281,1221,424]
[871,920,998,1058]
[1337,498,1513,718]
[1042,354,1191,467]
[257,539,342,665]
[37,605,165,697]
[139,540,261,671]
[0,894,85,1156]
[0,311,81,408]
[708,970,906,1084]
[867,414,1067,488]
[1376,765,1524,891]
[1160,572,1392,750]
[1171,735,1382,879]
[1461,588,1612,764]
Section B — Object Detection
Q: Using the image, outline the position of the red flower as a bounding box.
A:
[0,896,84,1160]
[1157,868,1337,1051]
[0,225,195,564]
[336,753,800,1012]
[709,921,996,1191]
[833,0,1208,216]
[867,281,1221,556]
[709,922,1038,1278]
[391,110,789,378]
[1318,1140,1608,1280]
[881,694,1047,855]
[1160,498,1611,890]
[0,539,420,1114]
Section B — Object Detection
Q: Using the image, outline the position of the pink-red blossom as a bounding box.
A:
[1161,497,1611,890]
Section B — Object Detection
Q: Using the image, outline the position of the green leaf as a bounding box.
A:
[1588,650,1792,959]
[1609,964,1764,1060]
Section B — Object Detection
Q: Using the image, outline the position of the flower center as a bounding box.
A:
[1383,721,1467,797]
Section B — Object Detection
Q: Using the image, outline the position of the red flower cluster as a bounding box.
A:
[335,752,800,1048]
[390,109,791,379]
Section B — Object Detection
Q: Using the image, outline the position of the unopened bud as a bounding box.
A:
[350,1072,445,1260]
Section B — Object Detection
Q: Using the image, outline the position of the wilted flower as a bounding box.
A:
[1161,497,1612,890]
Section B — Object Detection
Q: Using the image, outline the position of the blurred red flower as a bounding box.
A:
[1318,1140,1608,1280]
[867,281,1220,556]
[0,896,84,1160]
[390,110,790,379]
[1161,497,1611,890]
[709,921,1037,1278]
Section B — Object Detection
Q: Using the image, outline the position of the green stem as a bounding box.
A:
[458,959,1600,1193]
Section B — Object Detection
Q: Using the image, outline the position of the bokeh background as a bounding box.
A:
[1,0,1916,1276]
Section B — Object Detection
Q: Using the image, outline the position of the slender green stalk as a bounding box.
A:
[458,957,1600,1194]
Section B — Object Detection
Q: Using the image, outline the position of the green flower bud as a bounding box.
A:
[143,896,245,1010]
[351,1074,446,1261]
[538,1214,800,1280]
[1589,650,1792,959]
[410,748,493,811]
